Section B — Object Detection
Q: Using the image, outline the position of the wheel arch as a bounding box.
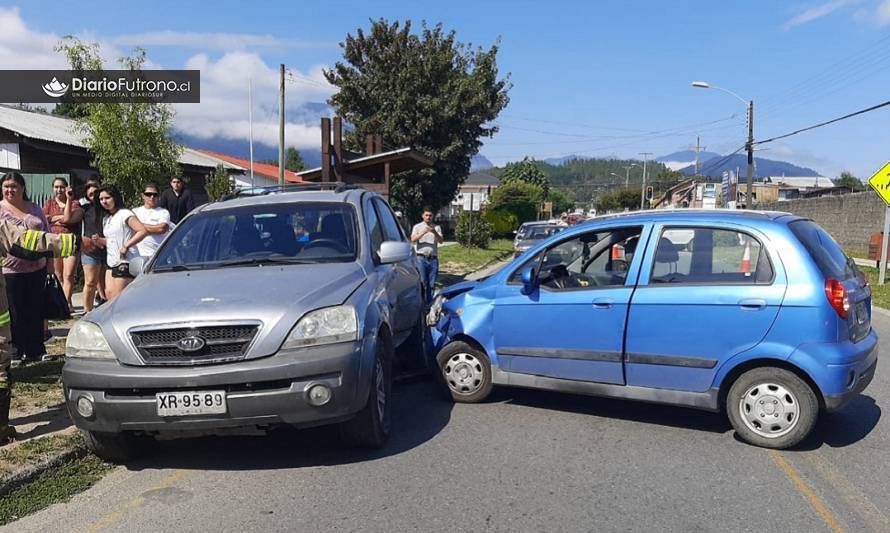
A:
[717,358,825,411]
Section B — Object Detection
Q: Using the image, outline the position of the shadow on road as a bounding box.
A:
[125,379,451,472]
[790,394,881,451]
[494,387,731,434]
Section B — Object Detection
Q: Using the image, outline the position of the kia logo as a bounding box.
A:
[176,335,206,352]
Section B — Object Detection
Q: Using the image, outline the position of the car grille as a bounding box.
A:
[130,324,259,365]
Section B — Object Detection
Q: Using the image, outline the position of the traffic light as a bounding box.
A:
[645,186,653,200]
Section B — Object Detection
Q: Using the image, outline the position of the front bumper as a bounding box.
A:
[62,340,371,434]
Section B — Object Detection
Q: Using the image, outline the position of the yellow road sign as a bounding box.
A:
[868,161,890,206]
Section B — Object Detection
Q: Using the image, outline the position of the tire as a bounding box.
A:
[726,367,819,449]
[436,341,493,403]
[81,429,144,463]
[340,339,392,448]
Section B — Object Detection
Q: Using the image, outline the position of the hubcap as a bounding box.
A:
[739,382,799,438]
[442,352,485,395]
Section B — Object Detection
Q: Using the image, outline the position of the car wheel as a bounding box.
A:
[726,367,819,449]
[436,341,493,403]
[340,340,392,448]
[81,429,145,463]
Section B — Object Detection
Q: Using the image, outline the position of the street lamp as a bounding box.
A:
[692,81,755,209]
[610,164,640,189]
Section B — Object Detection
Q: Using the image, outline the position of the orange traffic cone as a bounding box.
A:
[612,244,624,261]
[739,239,752,274]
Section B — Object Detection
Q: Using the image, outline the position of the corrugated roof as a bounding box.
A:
[197,149,301,182]
[0,105,241,170]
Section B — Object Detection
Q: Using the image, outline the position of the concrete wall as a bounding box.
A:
[762,192,885,253]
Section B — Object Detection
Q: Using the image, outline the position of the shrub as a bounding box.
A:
[484,209,518,237]
[455,210,492,248]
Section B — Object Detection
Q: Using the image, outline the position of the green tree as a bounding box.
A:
[595,188,641,213]
[285,146,306,172]
[488,181,544,224]
[205,164,233,202]
[56,37,181,205]
[53,36,100,120]
[835,171,865,192]
[324,19,510,222]
[500,157,550,196]
[547,189,574,215]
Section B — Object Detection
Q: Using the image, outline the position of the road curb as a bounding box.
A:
[0,440,86,499]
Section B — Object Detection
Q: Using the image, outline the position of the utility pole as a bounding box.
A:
[639,152,652,210]
[278,64,285,186]
[694,136,701,178]
[248,77,255,188]
[745,100,754,209]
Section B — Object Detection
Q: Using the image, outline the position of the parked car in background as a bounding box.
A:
[429,209,877,449]
[64,185,427,461]
[513,224,564,258]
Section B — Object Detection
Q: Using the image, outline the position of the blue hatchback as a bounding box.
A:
[428,210,878,449]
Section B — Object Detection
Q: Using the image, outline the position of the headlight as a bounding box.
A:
[427,295,445,326]
[282,305,358,349]
[66,321,115,359]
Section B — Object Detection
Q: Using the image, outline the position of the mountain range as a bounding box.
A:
[679,154,820,178]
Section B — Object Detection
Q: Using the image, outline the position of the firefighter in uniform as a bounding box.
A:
[0,221,77,444]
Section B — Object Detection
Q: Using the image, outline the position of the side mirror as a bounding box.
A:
[129,256,146,277]
[520,266,538,295]
[378,241,411,264]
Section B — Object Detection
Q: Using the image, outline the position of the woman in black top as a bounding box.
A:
[79,183,106,311]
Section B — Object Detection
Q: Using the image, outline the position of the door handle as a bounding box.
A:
[592,298,614,309]
[738,298,767,310]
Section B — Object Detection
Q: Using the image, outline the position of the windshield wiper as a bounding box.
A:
[214,256,310,268]
[152,264,199,272]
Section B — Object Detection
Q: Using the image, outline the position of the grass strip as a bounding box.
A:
[438,239,514,275]
[0,432,82,479]
[0,453,112,526]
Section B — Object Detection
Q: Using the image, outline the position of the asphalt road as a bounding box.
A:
[9,316,889,532]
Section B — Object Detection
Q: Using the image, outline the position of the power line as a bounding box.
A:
[756,99,890,145]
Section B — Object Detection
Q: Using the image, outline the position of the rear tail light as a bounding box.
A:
[825,279,850,319]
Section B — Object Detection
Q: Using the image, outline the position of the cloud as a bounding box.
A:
[0,7,333,151]
[783,0,861,29]
[174,51,334,149]
[109,31,336,51]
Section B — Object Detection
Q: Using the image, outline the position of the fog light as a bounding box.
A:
[76,395,94,418]
[307,384,332,406]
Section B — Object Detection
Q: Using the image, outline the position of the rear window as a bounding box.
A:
[789,220,854,280]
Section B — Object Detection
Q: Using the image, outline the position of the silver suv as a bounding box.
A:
[63,185,427,461]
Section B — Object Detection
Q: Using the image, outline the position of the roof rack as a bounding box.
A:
[221,182,360,201]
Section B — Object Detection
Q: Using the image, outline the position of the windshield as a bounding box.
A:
[151,202,358,270]
[527,226,561,239]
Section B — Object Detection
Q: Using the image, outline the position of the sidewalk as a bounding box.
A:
[1,303,80,491]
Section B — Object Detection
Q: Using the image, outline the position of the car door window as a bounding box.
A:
[363,199,384,253]
[509,226,643,290]
[651,227,773,284]
[373,198,405,242]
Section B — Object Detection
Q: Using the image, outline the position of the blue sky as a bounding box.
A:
[3,0,890,177]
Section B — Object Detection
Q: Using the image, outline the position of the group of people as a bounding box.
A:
[0,173,196,367]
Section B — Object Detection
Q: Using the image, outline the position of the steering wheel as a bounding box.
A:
[545,265,581,289]
[302,238,350,254]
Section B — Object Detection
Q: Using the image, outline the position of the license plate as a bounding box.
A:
[156,391,227,417]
